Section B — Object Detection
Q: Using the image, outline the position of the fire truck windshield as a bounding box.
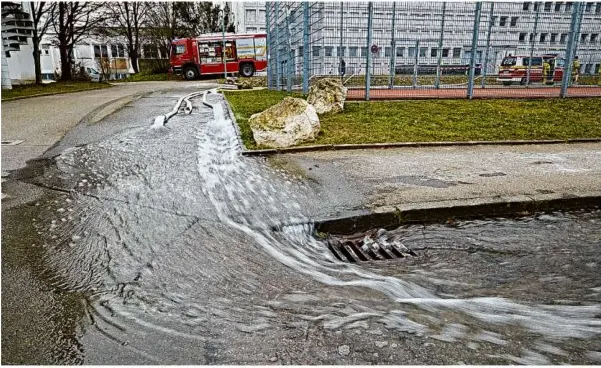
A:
[173,44,186,55]
[502,57,516,66]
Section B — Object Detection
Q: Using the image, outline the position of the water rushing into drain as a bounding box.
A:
[28,89,601,364]
[194,90,601,356]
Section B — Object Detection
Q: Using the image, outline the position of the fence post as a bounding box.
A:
[413,40,419,88]
[302,2,309,94]
[365,1,373,101]
[285,4,292,92]
[467,2,482,99]
[388,2,396,89]
[339,2,344,83]
[275,2,281,91]
[561,2,583,98]
[266,2,272,89]
[222,6,227,80]
[435,2,446,89]
[481,2,494,88]
[526,1,540,86]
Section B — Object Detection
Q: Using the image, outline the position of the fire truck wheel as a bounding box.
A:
[502,81,513,86]
[240,63,255,78]
[184,66,199,80]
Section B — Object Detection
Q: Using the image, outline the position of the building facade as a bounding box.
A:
[38,36,134,81]
[2,1,35,85]
[266,1,601,78]
[2,1,135,85]
[230,1,267,33]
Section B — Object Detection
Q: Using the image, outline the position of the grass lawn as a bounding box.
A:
[224,89,601,150]
[1,81,112,101]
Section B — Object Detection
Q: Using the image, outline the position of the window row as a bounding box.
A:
[245,9,267,23]
[518,32,600,44]
[523,1,601,13]
[93,44,125,58]
[310,45,463,59]
[491,16,520,27]
[245,27,267,33]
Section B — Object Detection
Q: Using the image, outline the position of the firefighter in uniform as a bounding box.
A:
[572,56,581,84]
[542,59,551,85]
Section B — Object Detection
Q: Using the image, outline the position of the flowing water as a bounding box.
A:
[4,89,601,364]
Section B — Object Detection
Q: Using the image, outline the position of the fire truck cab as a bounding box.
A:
[497,54,565,85]
[169,33,267,80]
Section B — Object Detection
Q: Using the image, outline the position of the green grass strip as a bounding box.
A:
[224,89,601,150]
[2,81,112,101]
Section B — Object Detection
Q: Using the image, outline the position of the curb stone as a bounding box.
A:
[221,93,245,149]
[240,138,601,156]
[314,193,601,235]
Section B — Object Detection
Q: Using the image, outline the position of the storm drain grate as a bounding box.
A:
[326,230,417,263]
[1,140,24,146]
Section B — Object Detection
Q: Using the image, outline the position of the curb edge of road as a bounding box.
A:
[312,193,601,235]
[222,95,245,149]
[240,138,601,156]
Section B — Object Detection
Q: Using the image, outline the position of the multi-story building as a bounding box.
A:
[2,1,135,84]
[266,1,601,77]
[230,2,267,33]
[2,1,35,85]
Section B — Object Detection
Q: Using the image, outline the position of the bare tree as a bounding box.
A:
[141,2,235,73]
[30,2,56,84]
[174,2,235,36]
[142,2,177,73]
[103,2,147,73]
[50,2,106,80]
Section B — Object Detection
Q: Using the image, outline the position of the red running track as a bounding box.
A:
[347,86,601,100]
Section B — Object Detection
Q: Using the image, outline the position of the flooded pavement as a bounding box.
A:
[2,88,601,364]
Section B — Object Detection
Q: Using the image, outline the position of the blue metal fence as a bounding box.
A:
[265,1,601,99]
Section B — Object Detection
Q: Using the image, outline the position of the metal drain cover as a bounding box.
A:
[326,229,417,263]
[1,140,24,146]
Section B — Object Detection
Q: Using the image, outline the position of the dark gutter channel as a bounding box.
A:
[313,195,601,235]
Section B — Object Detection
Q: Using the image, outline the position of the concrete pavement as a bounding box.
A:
[276,142,601,222]
[1,81,215,172]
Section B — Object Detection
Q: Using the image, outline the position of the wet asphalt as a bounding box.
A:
[2,86,601,364]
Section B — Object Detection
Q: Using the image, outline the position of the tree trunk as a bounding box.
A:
[57,3,72,80]
[32,35,42,84]
[58,44,70,80]
[131,53,139,73]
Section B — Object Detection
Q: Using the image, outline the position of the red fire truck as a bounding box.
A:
[169,32,267,80]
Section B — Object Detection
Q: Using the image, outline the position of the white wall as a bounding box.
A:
[3,1,35,84]
[7,41,35,84]
[2,42,13,89]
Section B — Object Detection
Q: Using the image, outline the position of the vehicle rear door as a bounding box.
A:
[523,56,543,81]
[553,57,565,81]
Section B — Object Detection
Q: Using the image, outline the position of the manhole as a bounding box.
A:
[326,229,417,263]
[1,140,24,146]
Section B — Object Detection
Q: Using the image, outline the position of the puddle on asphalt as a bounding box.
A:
[3,90,600,364]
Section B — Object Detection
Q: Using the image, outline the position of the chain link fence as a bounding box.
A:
[266,1,601,100]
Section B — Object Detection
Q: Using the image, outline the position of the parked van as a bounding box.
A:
[497,54,565,85]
